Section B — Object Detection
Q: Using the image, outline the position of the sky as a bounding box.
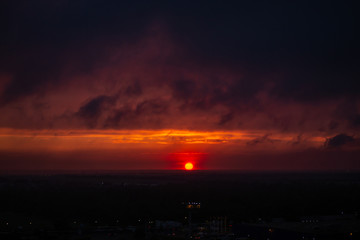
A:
[0,0,359,171]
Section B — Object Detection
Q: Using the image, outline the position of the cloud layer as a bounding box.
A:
[0,0,359,170]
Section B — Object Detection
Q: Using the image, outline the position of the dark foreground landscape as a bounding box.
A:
[1,171,359,240]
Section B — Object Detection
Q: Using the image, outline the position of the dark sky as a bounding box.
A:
[0,0,359,170]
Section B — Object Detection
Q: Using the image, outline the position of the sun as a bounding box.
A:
[185,162,194,170]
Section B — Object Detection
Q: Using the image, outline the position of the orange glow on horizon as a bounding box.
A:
[167,152,207,170]
[0,128,352,171]
[185,162,194,170]
[0,128,326,152]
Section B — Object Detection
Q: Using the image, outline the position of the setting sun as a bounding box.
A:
[185,162,194,170]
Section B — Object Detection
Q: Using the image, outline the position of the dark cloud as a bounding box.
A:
[76,95,116,128]
[171,79,196,101]
[349,115,360,129]
[170,77,262,113]
[170,79,216,111]
[328,121,339,130]
[0,0,359,133]
[324,134,357,149]
[103,107,132,129]
[103,99,168,129]
[218,112,234,126]
[165,0,359,102]
[125,81,143,96]
[247,134,275,146]
[1,0,358,104]
[136,99,168,115]
[0,0,154,104]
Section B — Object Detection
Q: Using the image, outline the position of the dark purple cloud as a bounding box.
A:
[324,134,359,149]
[0,0,359,134]
[76,95,117,128]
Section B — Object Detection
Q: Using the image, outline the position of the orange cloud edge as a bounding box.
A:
[0,128,326,151]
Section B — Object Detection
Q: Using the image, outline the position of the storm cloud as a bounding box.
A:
[0,0,359,135]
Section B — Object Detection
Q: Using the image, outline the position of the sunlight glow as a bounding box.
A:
[185,162,194,170]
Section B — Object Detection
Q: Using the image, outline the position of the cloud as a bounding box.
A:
[349,115,360,129]
[76,95,116,128]
[0,0,359,135]
[135,99,168,115]
[77,95,116,119]
[125,81,143,96]
[324,134,359,149]
[247,134,275,146]
[218,112,234,126]
[1,0,360,171]
[101,98,169,129]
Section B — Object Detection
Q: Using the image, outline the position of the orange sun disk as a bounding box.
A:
[185,162,194,170]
